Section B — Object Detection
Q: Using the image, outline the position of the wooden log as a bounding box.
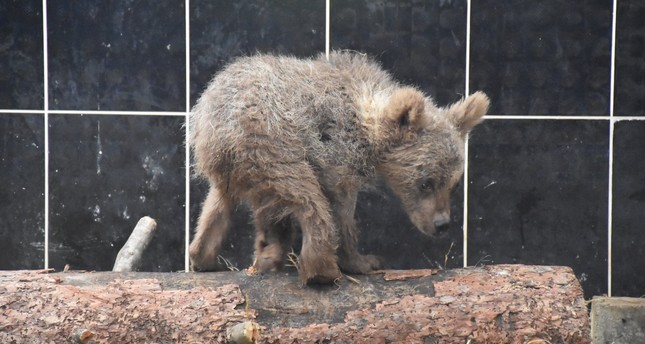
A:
[112,216,157,272]
[0,265,590,343]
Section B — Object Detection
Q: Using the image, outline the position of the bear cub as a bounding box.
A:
[189,52,489,284]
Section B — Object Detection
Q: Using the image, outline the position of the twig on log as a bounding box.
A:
[112,216,157,272]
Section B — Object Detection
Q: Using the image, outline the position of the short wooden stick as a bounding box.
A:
[112,216,157,272]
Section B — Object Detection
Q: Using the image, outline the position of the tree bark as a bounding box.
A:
[0,264,590,343]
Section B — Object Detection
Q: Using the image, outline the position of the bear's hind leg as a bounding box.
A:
[189,185,233,271]
[255,163,341,284]
[243,158,341,284]
[252,209,295,273]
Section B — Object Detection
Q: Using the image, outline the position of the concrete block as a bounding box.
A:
[591,296,645,344]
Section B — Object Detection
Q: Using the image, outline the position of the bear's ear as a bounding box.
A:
[446,91,489,137]
[383,87,427,129]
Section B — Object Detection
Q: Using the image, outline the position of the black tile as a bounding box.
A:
[470,0,612,115]
[614,0,645,116]
[468,120,609,299]
[189,179,464,271]
[612,121,645,297]
[328,0,467,268]
[0,0,43,109]
[356,181,464,270]
[189,0,325,267]
[49,115,185,271]
[190,0,466,270]
[0,114,44,269]
[189,180,257,270]
[190,0,325,105]
[47,0,185,111]
[331,0,467,106]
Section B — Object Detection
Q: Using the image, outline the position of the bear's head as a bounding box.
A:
[377,88,489,236]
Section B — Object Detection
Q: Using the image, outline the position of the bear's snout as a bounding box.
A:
[433,212,451,235]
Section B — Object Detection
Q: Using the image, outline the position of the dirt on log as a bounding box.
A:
[0,264,590,343]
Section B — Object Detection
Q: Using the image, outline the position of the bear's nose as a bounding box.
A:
[435,222,450,234]
[433,213,450,233]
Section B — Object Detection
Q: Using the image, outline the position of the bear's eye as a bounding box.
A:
[420,179,435,192]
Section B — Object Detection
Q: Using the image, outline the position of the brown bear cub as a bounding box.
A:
[189,51,489,284]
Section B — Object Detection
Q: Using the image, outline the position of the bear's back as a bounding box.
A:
[189,52,396,180]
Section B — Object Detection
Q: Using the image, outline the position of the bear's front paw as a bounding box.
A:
[339,254,382,274]
[190,259,221,272]
[300,265,342,285]
[189,251,230,272]
[298,251,342,285]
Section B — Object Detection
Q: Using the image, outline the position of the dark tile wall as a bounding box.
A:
[0,0,43,109]
[331,0,466,106]
[614,0,645,116]
[328,0,467,268]
[190,0,325,105]
[189,0,325,270]
[468,120,609,299]
[47,0,185,111]
[48,115,186,272]
[470,0,612,115]
[356,181,464,270]
[0,114,44,269]
[1,0,644,299]
[612,121,645,297]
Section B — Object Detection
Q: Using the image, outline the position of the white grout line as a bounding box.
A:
[326,0,330,60]
[0,110,185,116]
[42,0,49,270]
[607,0,618,297]
[463,0,472,268]
[0,109,46,114]
[610,0,618,119]
[612,116,645,121]
[4,109,645,121]
[463,135,469,268]
[607,119,615,297]
[0,109,189,116]
[185,0,191,273]
[48,110,187,116]
[464,0,471,98]
[484,115,611,120]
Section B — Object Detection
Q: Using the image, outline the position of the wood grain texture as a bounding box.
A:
[0,264,590,343]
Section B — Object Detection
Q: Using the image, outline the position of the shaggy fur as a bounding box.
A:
[189,52,489,284]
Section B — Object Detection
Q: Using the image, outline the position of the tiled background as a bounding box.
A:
[1,0,643,299]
